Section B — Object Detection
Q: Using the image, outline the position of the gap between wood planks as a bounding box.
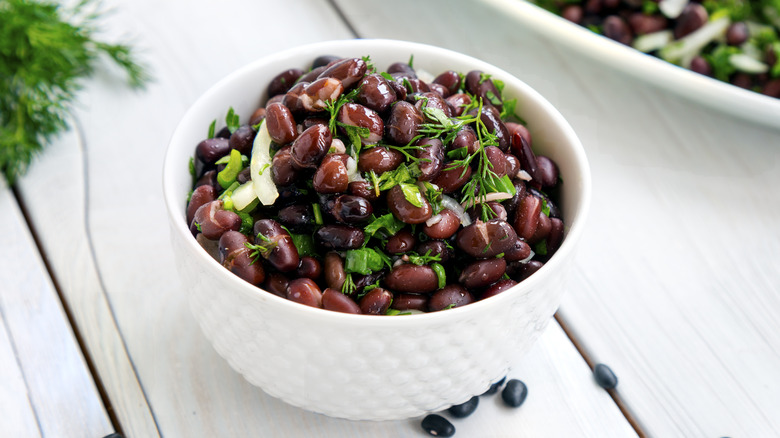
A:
[555,313,648,438]
[326,2,650,436]
[10,184,125,437]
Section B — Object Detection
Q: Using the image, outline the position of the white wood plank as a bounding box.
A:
[332,0,780,435]
[12,0,639,436]
[0,263,41,438]
[14,125,160,437]
[0,183,112,437]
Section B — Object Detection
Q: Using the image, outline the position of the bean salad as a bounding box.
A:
[185,55,565,315]
[534,0,780,97]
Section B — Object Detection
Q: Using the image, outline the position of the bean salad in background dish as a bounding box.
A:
[533,0,780,97]
[185,55,565,315]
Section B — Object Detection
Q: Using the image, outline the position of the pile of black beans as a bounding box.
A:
[541,0,780,98]
[186,54,565,314]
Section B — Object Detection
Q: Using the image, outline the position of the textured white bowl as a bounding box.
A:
[163,39,591,421]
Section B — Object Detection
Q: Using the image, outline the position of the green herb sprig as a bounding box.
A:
[0,0,149,184]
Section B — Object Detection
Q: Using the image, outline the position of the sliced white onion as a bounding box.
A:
[442,195,471,227]
[659,0,688,19]
[416,68,434,84]
[230,181,257,211]
[346,156,364,182]
[250,120,279,206]
[633,30,674,53]
[519,249,535,264]
[516,170,532,181]
[425,214,443,227]
[461,192,513,209]
[330,138,346,154]
[729,54,769,74]
[739,42,763,60]
[660,17,731,67]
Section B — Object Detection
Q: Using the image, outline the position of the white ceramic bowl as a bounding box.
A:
[163,39,591,421]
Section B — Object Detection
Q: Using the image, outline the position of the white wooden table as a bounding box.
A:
[3,0,779,436]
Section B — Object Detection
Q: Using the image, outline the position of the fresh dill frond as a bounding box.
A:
[0,0,150,183]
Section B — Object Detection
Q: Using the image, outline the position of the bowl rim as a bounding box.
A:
[163,38,592,326]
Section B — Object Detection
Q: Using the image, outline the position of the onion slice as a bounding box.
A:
[250,120,279,206]
[659,0,688,19]
[442,195,471,227]
[660,17,731,68]
[633,30,673,53]
[460,192,513,209]
[425,214,443,227]
[730,54,769,74]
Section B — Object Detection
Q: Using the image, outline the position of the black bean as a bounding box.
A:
[392,293,428,311]
[501,379,528,407]
[315,224,364,250]
[387,184,432,224]
[459,259,507,290]
[317,57,367,89]
[331,195,373,223]
[416,240,453,264]
[254,219,300,272]
[359,287,393,315]
[313,154,349,193]
[481,279,518,300]
[562,4,583,23]
[726,22,749,46]
[187,185,216,226]
[286,278,322,308]
[384,264,438,294]
[628,12,667,35]
[675,4,708,39]
[446,93,472,117]
[297,66,326,84]
[301,77,344,112]
[429,285,474,311]
[421,414,455,438]
[456,219,517,258]
[324,252,346,290]
[228,125,256,155]
[386,229,416,254]
[268,68,304,98]
[196,138,230,165]
[339,102,384,144]
[690,56,712,76]
[388,61,416,77]
[296,256,322,280]
[322,288,361,314]
[265,102,298,145]
[356,73,397,113]
[192,200,241,240]
[482,376,505,395]
[603,15,633,46]
[416,137,445,181]
[447,396,479,418]
[312,55,340,69]
[594,363,618,389]
[290,124,332,169]
[358,145,403,174]
[433,70,461,96]
[386,101,423,145]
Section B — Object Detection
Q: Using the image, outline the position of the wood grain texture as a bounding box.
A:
[0,183,112,437]
[333,0,780,435]
[14,127,160,437]
[11,0,638,436]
